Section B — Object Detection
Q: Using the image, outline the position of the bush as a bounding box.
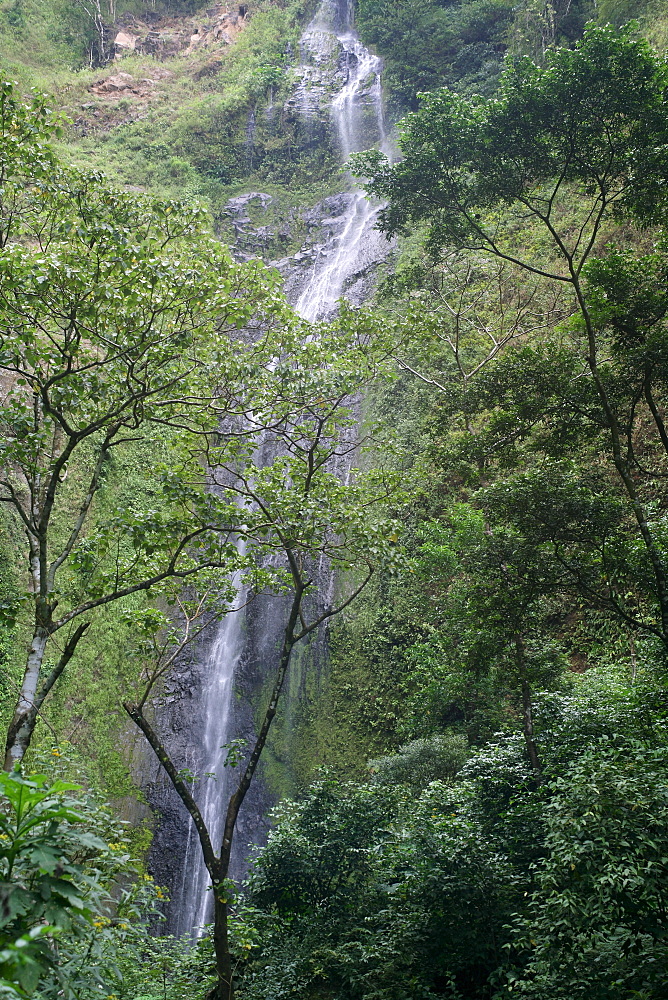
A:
[0,769,160,998]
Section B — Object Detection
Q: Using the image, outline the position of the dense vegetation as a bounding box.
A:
[3,0,668,996]
[354,0,647,110]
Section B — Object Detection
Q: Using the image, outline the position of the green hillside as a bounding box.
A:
[2,1,668,998]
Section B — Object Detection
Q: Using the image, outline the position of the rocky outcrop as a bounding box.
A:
[113,30,137,55]
[92,70,135,92]
[89,66,173,100]
[285,18,380,119]
[220,189,389,310]
[110,5,246,61]
[222,192,278,256]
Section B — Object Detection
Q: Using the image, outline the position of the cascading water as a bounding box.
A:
[158,0,393,937]
[294,0,392,321]
[171,565,247,938]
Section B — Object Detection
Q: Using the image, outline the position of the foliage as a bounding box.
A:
[500,740,668,999]
[369,732,470,789]
[247,776,397,916]
[240,25,668,1000]
[111,934,216,1000]
[356,0,514,110]
[355,0,595,111]
[0,769,161,999]
[0,83,60,249]
[122,299,404,1000]
[5,3,668,1000]
[350,25,668,671]
[240,681,668,1000]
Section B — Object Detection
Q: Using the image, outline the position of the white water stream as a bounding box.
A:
[174,0,390,935]
[295,2,392,320]
[173,563,247,937]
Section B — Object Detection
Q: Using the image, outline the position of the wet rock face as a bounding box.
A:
[286,29,343,115]
[287,27,370,118]
[134,649,205,930]
[223,192,275,255]
[220,190,388,314]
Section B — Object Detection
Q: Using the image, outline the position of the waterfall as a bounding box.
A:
[171,566,247,937]
[294,0,392,321]
[159,0,391,937]
[245,107,256,170]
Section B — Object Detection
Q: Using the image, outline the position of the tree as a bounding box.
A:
[502,740,668,999]
[381,251,567,462]
[353,24,668,646]
[354,24,668,257]
[72,0,109,64]
[0,84,290,770]
[123,310,401,1000]
[355,0,516,109]
[0,767,161,998]
[405,508,571,777]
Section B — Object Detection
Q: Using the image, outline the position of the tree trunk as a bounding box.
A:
[210,878,234,1000]
[123,701,236,1000]
[124,568,369,1000]
[4,625,49,770]
[572,279,668,647]
[515,634,541,782]
[4,620,89,771]
[208,595,302,998]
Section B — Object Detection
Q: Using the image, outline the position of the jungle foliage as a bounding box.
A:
[3,0,668,998]
[237,681,668,1000]
[355,0,597,110]
[230,21,668,1000]
[227,17,667,1000]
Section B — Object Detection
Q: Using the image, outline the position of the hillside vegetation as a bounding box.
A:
[2,1,668,999]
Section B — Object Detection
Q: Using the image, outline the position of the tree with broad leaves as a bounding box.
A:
[352,23,668,647]
[0,83,294,771]
[123,307,403,1000]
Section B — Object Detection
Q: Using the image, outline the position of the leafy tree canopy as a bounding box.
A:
[353,23,668,264]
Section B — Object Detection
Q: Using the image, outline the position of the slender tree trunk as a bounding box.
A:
[4,620,89,770]
[515,634,541,782]
[4,625,49,770]
[572,279,668,646]
[126,584,305,1000]
[211,879,233,1000]
[210,587,303,1000]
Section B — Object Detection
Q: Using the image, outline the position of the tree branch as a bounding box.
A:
[123,702,218,874]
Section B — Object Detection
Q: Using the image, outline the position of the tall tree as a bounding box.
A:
[353,24,668,645]
[0,84,291,769]
[124,310,401,1000]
